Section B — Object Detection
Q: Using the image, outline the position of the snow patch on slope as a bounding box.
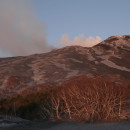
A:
[102,36,130,49]
[69,58,83,63]
[53,62,79,79]
[99,55,130,72]
[87,54,95,61]
[66,70,79,78]
[28,58,46,83]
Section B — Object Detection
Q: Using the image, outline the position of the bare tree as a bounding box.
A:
[41,76,129,122]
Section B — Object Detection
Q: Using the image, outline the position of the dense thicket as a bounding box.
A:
[41,76,130,122]
[0,76,129,122]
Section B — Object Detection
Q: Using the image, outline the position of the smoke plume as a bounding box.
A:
[0,0,52,56]
[58,34,102,47]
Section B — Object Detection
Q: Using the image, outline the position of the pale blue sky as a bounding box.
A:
[33,0,130,44]
[0,0,130,57]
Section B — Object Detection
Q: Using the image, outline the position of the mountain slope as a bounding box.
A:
[0,35,130,98]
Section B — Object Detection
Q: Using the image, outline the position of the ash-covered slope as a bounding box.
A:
[0,35,130,98]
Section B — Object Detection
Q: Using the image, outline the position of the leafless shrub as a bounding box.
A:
[41,76,129,122]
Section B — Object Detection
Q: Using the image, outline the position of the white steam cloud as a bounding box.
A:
[0,0,52,56]
[58,34,102,47]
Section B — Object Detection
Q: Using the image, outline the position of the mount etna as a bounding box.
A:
[0,35,130,98]
[0,35,130,122]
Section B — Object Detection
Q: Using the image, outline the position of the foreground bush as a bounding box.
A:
[0,92,48,120]
[0,76,129,121]
[41,76,129,122]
